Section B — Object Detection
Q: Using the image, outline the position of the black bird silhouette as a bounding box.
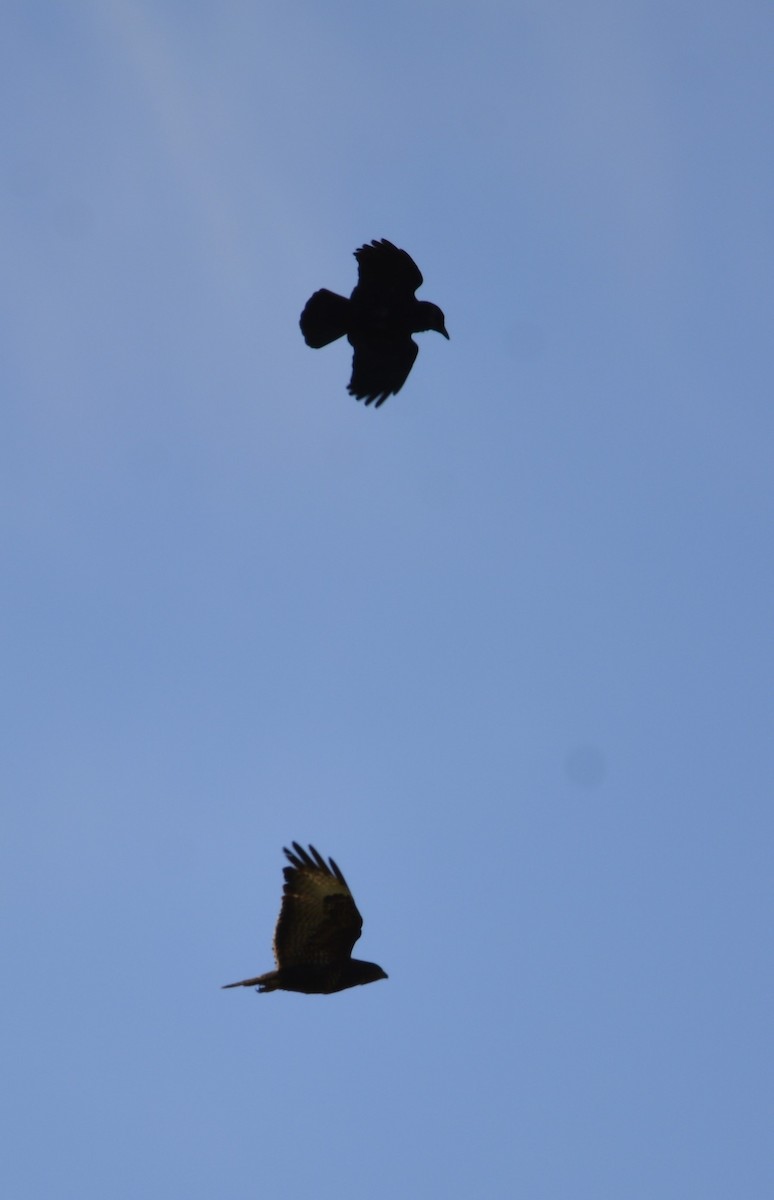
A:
[222,843,388,995]
[300,238,449,407]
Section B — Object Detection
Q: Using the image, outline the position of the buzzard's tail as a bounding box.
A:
[222,971,280,993]
[300,289,350,348]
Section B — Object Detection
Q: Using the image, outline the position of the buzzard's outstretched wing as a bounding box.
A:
[273,843,363,968]
[352,238,423,302]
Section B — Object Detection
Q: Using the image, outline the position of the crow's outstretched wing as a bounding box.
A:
[352,239,423,302]
[348,337,419,407]
[273,843,363,968]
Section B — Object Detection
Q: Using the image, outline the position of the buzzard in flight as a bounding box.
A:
[300,238,449,407]
[222,843,388,995]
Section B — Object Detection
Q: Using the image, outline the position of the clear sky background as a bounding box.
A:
[3,3,772,1197]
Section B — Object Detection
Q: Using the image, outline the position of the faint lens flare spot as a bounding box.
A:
[563,744,606,788]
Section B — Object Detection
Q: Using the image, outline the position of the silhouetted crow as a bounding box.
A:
[300,239,449,407]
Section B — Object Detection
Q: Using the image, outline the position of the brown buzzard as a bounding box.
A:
[300,238,449,407]
[222,843,388,995]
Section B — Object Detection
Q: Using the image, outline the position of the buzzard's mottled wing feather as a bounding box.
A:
[273,842,363,968]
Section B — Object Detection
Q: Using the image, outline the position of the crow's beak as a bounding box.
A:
[441,325,450,339]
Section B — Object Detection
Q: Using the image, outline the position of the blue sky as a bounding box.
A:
[3,3,772,1197]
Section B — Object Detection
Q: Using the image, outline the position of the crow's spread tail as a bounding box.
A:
[300,289,350,348]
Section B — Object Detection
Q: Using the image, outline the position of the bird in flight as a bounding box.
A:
[300,238,449,407]
[222,843,388,995]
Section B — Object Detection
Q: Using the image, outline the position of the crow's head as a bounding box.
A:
[414,301,449,339]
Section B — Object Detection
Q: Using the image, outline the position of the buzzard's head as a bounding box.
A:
[349,960,388,987]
